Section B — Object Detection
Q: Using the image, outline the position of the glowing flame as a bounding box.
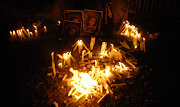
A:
[69,68,99,95]
[100,51,108,57]
[77,40,83,45]
[121,20,141,39]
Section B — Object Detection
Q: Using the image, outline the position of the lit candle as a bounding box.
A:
[26,29,30,38]
[13,30,17,42]
[77,40,83,54]
[143,38,146,52]
[133,35,138,47]
[30,32,33,37]
[110,44,114,58]
[81,50,86,62]
[33,25,37,30]
[44,26,47,35]
[34,30,38,37]
[101,42,107,52]
[95,60,97,66]
[134,45,137,49]
[90,43,94,50]
[97,92,109,103]
[51,52,56,77]
[20,29,26,39]
[22,27,27,36]
[58,21,61,25]
[9,31,13,42]
[91,65,95,78]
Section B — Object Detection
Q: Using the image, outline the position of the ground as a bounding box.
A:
[2,21,179,107]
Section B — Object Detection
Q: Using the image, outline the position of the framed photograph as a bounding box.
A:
[64,10,83,22]
[63,20,82,37]
[64,10,84,33]
[84,9,103,36]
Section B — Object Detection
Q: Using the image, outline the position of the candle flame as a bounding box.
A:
[121,20,141,39]
[77,40,83,45]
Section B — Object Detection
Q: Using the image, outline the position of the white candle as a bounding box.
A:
[44,26,47,35]
[9,31,13,42]
[90,37,96,50]
[95,60,97,66]
[110,44,114,58]
[22,27,27,36]
[34,30,38,37]
[33,25,37,30]
[26,29,30,38]
[143,38,146,52]
[51,52,56,77]
[17,30,23,42]
[97,92,109,103]
[90,42,94,50]
[13,30,17,42]
[140,41,144,51]
[20,29,26,39]
[101,42,107,52]
[30,32,33,37]
[90,37,96,44]
[77,40,83,54]
[133,35,138,47]
[89,52,92,59]
[91,65,95,78]
[81,50,86,62]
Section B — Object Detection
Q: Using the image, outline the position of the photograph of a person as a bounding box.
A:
[64,10,83,22]
[84,10,102,35]
[64,10,83,33]
[63,20,82,38]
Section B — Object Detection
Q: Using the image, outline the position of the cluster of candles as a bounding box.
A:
[48,37,138,103]
[9,25,47,42]
[121,20,146,52]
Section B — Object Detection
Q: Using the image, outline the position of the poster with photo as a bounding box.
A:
[64,10,83,23]
[63,20,82,38]
[64,10,83,33]
[84,9,102,36]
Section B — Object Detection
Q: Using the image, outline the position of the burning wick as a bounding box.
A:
[72,40,90,54]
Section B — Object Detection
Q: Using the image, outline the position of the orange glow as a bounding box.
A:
[121,20,141,39]
[77,40,83,45]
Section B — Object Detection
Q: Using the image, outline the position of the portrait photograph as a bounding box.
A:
[84,9,102,36]
[64,10,83,23]
[63,20,82,38]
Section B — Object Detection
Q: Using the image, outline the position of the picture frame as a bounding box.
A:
[63,20,82,38]
[64,10,84,33]
[83,9,103,36]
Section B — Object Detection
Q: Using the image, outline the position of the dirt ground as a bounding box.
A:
[2,21,179,107]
